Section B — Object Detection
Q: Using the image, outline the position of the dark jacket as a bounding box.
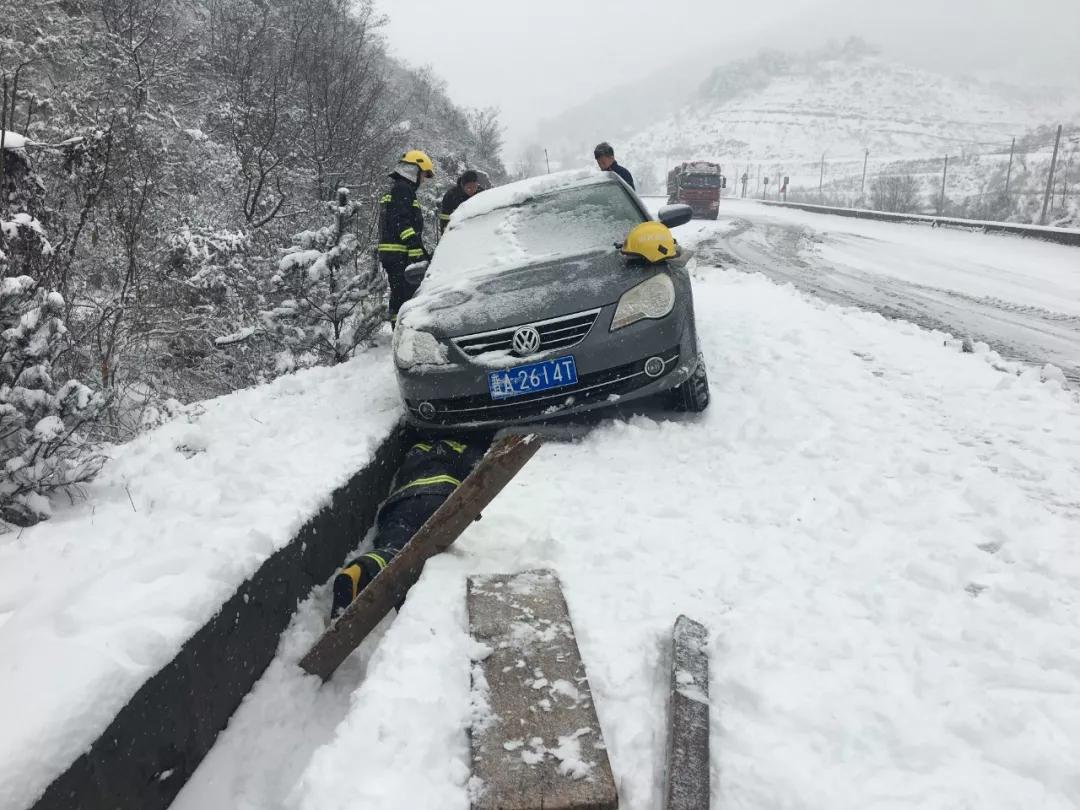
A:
[439,182,471,233]
[380,438,486,510]
[378,175,427,262]
[606,161,635,190]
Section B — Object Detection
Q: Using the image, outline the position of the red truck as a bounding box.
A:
[666,161,727,220]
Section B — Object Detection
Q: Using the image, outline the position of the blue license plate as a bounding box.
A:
[488,356,578,400]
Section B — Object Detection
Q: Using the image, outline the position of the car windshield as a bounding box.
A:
[682,173,722,189]
[512,182,645,255]
[425,179,645,289]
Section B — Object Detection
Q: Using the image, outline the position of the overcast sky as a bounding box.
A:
[380,0,1080,157]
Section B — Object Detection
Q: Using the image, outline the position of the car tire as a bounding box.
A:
[672,359,710,412]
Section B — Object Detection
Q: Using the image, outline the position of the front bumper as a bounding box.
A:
[397,296,701,430]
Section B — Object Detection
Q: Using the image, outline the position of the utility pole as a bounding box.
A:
[1004,136,1015,199]
[1062,155,1071,208]
[938,154,949,216]
[544,148,551,174]
[818,152,825,203]
[860,148,869,204]
[1040,124,1063,225]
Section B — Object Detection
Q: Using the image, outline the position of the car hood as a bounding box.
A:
[400,249,654,338]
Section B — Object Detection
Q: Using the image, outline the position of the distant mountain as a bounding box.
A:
[618,41,1079,195]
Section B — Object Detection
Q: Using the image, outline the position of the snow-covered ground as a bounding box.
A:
[0,338,402,810]
[673,198,1080,383]
[172,256,1080,809]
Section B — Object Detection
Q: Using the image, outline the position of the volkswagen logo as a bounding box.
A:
[511,326,542,356]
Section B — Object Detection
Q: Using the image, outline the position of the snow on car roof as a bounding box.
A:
[450,168,608,225]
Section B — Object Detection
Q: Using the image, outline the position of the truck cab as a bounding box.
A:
[666,161,726,220]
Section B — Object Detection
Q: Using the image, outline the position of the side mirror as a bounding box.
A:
[404,260,429,285]
[657,204,693,229]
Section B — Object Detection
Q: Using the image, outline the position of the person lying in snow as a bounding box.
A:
[330,435,489,619]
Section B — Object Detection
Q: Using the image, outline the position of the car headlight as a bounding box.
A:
[393,326,451,369]
[610,273,676,331]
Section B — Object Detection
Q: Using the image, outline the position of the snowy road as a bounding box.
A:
[658,198,1080,383]
[172,259,1080,810]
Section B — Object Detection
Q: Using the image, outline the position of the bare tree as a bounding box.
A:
[870,174,922,213]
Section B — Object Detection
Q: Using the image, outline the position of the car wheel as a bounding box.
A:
[672,359,710,412]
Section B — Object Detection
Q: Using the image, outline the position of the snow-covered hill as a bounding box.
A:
[625,44,1076,170]
[617,44,1080,224]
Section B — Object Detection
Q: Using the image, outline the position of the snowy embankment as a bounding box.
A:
[0,338,401,810]
[175,266,1080,809]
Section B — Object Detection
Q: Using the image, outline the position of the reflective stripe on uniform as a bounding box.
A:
[412,442,434,452]
[412,200,421,208]
[361,552,388,571]
[407,248,424,258]
[392,473,461,496]
[441,439,466,453]
[400,227,416,240]
[439,213,451,221]
[378,243,408,253]
[380,194,392,203]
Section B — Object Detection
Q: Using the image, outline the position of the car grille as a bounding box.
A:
[407,346,681,426]
[451,308,601,358]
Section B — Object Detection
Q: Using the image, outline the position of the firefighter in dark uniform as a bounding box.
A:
[331,436,489,619]
[438,169,482,234]
[379,150,435,324]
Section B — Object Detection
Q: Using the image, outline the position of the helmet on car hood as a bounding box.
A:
[621,221,676,264]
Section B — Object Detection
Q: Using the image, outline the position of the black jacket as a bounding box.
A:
[378,175,427,261]
[606,161,635,190]
[381,438,486,509]
[439,183,471,233]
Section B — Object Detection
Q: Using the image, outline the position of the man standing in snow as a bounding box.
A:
[594,142,634,189]
[378,150,435,325]
[438,169,482,234]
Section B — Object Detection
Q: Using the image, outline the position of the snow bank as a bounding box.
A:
[0,338,402,810]
[1,130,28,150]
[179,266,1080,809]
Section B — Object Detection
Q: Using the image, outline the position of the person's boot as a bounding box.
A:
[329,553,389,621]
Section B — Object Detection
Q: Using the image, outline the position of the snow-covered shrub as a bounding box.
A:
[0,278,105,527]
[870,174,922,213]
[263,188,386,368]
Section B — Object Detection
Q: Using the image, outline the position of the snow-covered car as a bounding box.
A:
[393,169,709,429]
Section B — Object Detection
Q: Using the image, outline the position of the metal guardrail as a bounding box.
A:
[759,200,1080,248]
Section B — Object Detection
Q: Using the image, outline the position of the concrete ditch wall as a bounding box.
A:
[30,424,410,810]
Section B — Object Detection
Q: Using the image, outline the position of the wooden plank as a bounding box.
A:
[468,570,618,810]
[664,616,710,810]
[299,433,543,681]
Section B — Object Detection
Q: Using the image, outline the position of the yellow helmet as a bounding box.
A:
[401,149,435,178]
[621,221,677,263]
